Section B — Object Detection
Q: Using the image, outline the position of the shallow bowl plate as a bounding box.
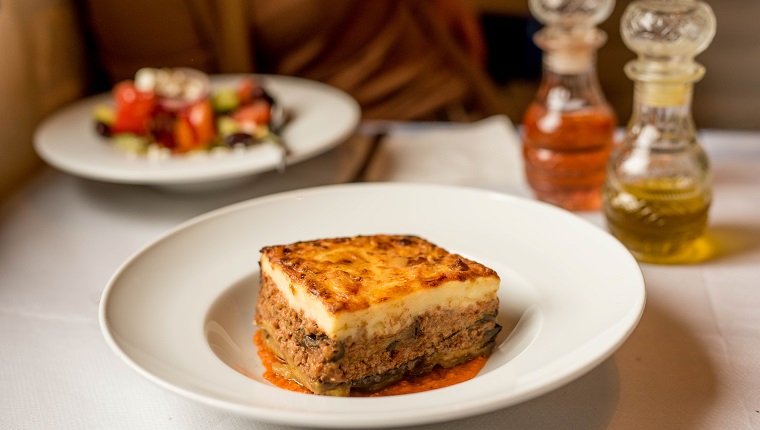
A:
[99,183,645,428]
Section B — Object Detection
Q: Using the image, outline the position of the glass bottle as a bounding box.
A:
[603,0,716,264]
[522,0,617,211]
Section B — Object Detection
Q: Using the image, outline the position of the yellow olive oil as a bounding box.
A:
[603,177,710,263]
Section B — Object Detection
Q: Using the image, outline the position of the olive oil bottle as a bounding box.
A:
[603,0,716,264]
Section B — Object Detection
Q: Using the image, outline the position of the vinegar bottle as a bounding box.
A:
[522,0,617,211]
[603,0,716,264]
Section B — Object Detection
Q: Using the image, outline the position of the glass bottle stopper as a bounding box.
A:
[529,0,615,73]
[621,0,716,106]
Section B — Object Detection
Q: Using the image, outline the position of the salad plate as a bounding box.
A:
[99,183,645,428]
[34,75,360,188]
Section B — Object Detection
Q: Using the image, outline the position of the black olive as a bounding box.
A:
[95,121,111,137]
[224,132,256,147]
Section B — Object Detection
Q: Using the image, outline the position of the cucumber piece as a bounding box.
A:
[216,115,239,137]
[111,133,149,154]
[211,88,240,113]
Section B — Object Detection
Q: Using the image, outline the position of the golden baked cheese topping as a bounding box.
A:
[261,235,498,313]
[260,235,500,338]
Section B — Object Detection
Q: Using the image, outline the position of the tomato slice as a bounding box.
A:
[237,78,256,106]
[173,117,196,152]
[111,81,156,135]
[187,100,216,146]
[173,100,217,152]
[232,100,271,133]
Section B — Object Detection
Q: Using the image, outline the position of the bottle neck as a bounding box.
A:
[541,56,600,85]
[628,81,697,150]
[537,54,609,110]
[534,26,606,75]
[531,26,611,111]
[543,47,597,75]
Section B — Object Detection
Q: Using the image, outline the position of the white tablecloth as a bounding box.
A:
[1,116,759,429]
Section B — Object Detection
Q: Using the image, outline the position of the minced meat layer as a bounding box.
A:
[254,272,501,395]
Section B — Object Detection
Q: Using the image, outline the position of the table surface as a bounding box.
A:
[2,116,760,430]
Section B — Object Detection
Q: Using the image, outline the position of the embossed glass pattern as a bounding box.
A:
[529,0,614,27]
[621,0,716,58]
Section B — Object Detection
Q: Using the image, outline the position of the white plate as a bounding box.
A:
[99,183,645,428]
[34,75,360,187]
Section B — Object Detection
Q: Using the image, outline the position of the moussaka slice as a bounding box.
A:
[254,234,501,396]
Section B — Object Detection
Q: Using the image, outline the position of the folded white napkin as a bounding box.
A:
[363,115,529,196]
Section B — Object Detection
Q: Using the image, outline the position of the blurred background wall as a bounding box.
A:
[0,0,86,201]
[0,0,757,203]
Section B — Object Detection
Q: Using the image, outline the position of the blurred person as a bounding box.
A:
[77,0,508,121]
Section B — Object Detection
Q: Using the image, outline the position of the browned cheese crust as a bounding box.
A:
[259,235,499,314]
